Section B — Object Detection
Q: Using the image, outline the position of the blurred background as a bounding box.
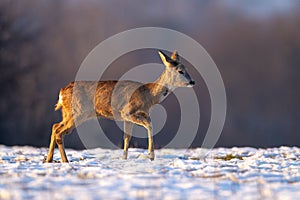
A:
[0,0,299,149]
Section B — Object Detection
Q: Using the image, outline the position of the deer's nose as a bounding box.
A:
[189,80,195,86]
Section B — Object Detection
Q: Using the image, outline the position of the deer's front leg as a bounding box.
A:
[147,122,154,161]
[128,113,155,161]
[123,121,133,160]
[140,116,155,160]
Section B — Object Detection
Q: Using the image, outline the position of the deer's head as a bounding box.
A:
[158,50,195,88]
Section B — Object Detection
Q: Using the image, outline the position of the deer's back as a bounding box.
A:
[58,80,159,121]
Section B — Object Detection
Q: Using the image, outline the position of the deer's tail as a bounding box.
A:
[55,90,63,111]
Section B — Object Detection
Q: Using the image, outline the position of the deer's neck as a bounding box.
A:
[151,70,174,101]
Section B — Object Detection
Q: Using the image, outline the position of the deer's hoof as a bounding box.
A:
[43,155,52,163]
[149,151,155,161]
[122,151,128,160]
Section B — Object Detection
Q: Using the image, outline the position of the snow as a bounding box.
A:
[0,145,300,200]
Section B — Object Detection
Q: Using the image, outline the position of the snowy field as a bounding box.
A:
[0,145,300,200]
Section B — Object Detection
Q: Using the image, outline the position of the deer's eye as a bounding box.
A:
[178,70,184,75]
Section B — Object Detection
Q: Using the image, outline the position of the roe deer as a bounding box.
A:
[45,50,195,162]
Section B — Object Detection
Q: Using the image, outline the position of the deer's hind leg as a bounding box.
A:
[55,120,75,163]
[45,124,58,162]
[123,121,133,160]
[45,123,68,162]
[54,123,69,163]
[46,120,75,163]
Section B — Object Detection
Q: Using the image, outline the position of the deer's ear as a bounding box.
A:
[158,50,173,67]
[171,50,180,62]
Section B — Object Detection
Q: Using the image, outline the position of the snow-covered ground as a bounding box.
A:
[0,145,299,200]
